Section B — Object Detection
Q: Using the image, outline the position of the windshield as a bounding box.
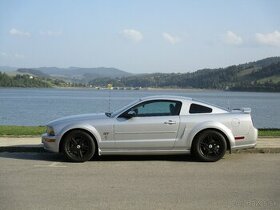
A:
[110,99,140,117]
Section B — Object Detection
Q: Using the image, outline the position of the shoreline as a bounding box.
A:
[1,86,279,93]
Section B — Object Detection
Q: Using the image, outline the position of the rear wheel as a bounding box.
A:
[62,130,96,162]
[192,130,227,162]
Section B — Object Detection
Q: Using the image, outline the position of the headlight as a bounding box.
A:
[46,126,55,136]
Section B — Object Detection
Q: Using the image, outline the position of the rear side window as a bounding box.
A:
[189,103,212,114]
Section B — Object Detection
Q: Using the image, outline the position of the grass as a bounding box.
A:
[0,125,46,136]
[0,126,279,137]
[257,75,280,84]
[258,129,280,137]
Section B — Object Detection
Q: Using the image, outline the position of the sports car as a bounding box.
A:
[42,95,258,162]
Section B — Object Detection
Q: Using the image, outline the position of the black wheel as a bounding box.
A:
[62,130,96,162]
[192,130,227,162]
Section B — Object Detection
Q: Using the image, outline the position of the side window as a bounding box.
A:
[189,103,212,114]
[127,100,182,117]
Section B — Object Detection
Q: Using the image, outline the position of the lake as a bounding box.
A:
[0,88,279,128]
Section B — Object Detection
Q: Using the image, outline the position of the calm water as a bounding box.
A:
[0,88,279,128]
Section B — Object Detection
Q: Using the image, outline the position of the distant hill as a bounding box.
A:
[1,57,280,91]
[0,72,51,88]
[17,68,50,78]
[89,57,280,92]
[0,66,18,72]
[16,67,132,83]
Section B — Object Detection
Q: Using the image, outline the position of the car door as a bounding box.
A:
[114,100,181,149]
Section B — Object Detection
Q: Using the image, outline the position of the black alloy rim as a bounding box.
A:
[66,134,91,159]
[199,134,223,158]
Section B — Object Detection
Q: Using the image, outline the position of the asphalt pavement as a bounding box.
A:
[0,136,279,209]
[0,152,279,210]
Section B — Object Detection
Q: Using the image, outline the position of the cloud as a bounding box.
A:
[0,52,8,57]
[162,32,181,44]
[224,31,243,45]
[9,28,30,37]
[121,29,143,42]
[255,31,280,47]
[0,52,25,59]
[14,53,25,59]
[40,30,62,37]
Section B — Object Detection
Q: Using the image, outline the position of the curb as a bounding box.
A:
[0,145,46,153]
[0,146,280,154]
[232,148,280,154]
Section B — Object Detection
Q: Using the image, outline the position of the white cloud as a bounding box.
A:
[121,29,143,42]
[40,30,62,37]
[0,52,8,57]
[162,32,181,44]
[0,52,25,59]
[14,53,25,59]
[224,31,243,45]
[9,28,31,37]
[255,31,280,47]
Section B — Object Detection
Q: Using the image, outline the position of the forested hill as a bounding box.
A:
[89,57,280,92]
[0,72,51,87]
[1,57,280,91]
[0,72,74,88]
[17,67,131,83]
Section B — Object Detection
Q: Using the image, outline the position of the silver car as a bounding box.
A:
[42,95,258,162]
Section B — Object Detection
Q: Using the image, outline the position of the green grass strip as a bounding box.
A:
[258,129,280,137]
[0,126,46,136]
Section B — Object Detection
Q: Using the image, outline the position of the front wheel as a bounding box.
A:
[192,130,227,162]
[62,130,96,162]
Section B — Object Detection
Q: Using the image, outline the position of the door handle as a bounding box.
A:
[164,120,176,125]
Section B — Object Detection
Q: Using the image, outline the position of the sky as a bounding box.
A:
[0,0,280,73]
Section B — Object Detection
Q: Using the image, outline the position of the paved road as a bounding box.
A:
[0,153,279,210]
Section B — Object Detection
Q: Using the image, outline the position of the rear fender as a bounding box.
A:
[186,121,235,150]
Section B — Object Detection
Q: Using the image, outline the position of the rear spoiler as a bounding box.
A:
[231,107,251,114]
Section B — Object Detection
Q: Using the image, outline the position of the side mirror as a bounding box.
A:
[123,110,137,119]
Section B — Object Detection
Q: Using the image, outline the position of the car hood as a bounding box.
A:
[48,113,107,126]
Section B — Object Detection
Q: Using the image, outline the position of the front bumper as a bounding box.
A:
[42,133,59,153]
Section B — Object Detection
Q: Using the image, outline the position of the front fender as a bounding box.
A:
[186,121,235,150]
[57,123,102,146]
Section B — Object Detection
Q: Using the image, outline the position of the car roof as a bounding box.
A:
[139,95,228,112]
[139,95,193,102]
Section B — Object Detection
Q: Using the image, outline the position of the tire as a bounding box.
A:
[62,130,96,162]
[192,130,227,162]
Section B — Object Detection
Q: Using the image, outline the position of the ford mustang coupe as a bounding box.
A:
[42,96,258,162]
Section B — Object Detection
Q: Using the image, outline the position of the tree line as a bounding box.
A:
[0,72,51,88]
[89,62,280,92]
